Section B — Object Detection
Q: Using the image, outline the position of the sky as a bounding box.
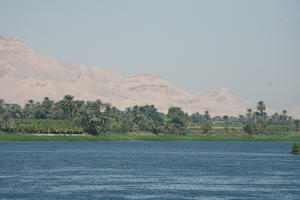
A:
[0,0,299,111]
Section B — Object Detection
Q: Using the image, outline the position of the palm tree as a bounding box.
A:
[166,107,188,135]
[41,97,54,118]
[223,115,229,132]
[283,110,287,115]
[7,104,22,118]
[22,100,36,119]
[203,110,211,121]
[256,101,267,126]
[55,95,77,120]
[295,119,300,133]
[75,100,107,135]
[0,99,5,114]
[238,115,246,124]
[202,110,212,134]
[256,101,266,114]
[246,109,252,120]
[272,113,279,124]
[281,110,288,123]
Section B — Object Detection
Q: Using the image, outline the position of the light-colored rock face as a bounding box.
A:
[290,107,300,120]
[106,73,196,111]
[0,35,122,104]
[0,35,253,116]
[192,85,252,116]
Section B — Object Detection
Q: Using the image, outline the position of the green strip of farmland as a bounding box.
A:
[1,131,300,142]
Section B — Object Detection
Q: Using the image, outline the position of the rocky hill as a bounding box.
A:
[0,35,253,116]
[290,107,300,120]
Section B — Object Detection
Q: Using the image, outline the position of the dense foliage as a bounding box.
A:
[0,96,181,135]
[0,96,298,136]
[165,107,188,135]
[0,112,16,132]
[239,101,296,135]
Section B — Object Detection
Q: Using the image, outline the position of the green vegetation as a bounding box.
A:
[0,96,169,136]
[1,121,299,142]
[0,131,300,142]
[223,115,229,133]
[74,100,113,135]
[290,142,300,154]
[295,119,300,133]
[125,105,165,134]
[15,119,83,134]
[201,111,212,134]
[0,112,16,132]
[0,96,299,143]
[165,107,188,135]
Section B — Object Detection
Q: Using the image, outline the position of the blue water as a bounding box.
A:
[0,142,300,200]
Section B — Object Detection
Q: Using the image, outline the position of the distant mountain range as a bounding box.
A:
[290,107,300,120]
[0,35,297,117]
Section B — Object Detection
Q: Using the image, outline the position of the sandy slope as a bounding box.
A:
[0,35,253,116]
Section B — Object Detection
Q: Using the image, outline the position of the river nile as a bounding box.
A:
[0,142,299,199]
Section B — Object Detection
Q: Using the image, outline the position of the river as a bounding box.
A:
[0,141,299,199]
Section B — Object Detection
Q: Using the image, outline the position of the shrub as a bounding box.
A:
[291,142,300,154]
[0,113,16,132]
[243,124,256,135]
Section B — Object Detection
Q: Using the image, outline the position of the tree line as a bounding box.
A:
[240,101,299,135]
[0,96,299,135]
[0,96,188,135]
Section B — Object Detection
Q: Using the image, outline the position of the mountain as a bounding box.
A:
[0,35,252,116]
[193,85,252,116]
[290,107,300,120]
[107,72,195,112]
[0,35,121,104]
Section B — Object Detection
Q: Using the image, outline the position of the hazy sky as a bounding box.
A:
[0,0,299,111]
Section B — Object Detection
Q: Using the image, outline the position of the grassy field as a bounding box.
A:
[14,119,84,134]
[0,121,299,142]
[1,131,300,142]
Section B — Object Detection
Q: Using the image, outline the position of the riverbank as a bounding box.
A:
[1,131,300,142]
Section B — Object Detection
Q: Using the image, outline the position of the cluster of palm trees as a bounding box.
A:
[242,101,293,125]
[1,97,299,135]
[0,96,190,135]
[240,101,297,134]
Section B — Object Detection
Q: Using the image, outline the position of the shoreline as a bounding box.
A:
[0,132,299,142]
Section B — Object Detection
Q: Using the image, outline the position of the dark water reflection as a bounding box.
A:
[0,142,300,199]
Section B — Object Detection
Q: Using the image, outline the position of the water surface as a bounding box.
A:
[0,142,299,199]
